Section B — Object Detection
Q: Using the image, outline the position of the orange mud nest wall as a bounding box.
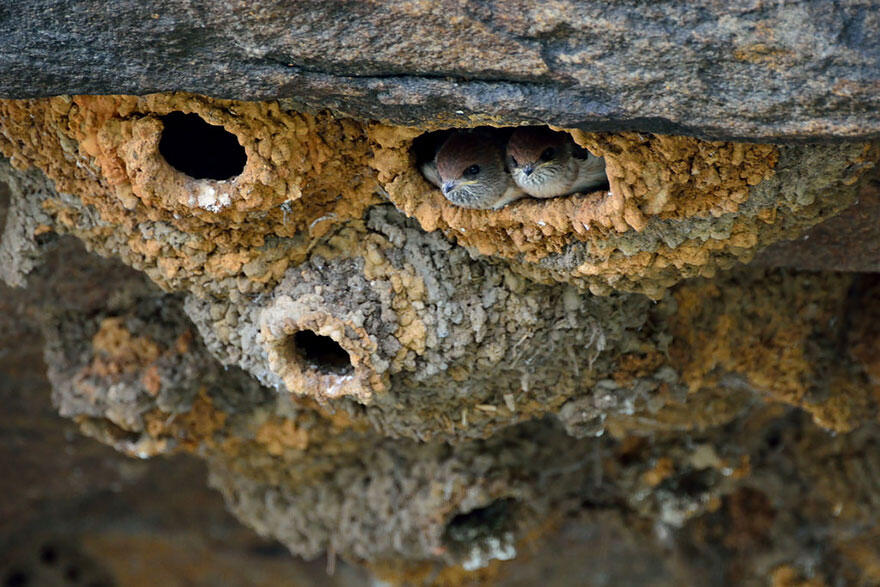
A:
[2,92,879,580]
[1,94,872,299]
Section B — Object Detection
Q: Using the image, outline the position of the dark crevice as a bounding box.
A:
[264,55,556,85]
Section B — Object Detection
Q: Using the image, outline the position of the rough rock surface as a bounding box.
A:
[1,2,879,140]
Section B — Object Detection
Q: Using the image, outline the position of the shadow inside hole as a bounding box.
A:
[3,569,28,587]
[410,128,454,171]
[410,126,513,172]
[38,544,58,566]
[158,112,246,181]
[658,468,717,498]
[443,498,518,548]
[288,330,353,376]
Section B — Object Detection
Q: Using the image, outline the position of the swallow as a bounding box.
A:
[506,126,607,198]
[420,130,525,210]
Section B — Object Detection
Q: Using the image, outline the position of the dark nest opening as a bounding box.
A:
[159,111,246,180]
[287,330,353,376]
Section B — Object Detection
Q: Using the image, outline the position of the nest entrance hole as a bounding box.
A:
[411,126,609,205]
[288,330,353,376]
[159,112,246,180]
[443,498,518,546]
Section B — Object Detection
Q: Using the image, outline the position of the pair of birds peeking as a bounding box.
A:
[420,126,607,210]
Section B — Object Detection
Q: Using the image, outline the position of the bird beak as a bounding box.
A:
[441,181,455,195]
[523,164,535,176]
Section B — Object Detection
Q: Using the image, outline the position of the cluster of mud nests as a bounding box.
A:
[1,93,879,583]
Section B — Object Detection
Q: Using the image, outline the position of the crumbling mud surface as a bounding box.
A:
[2,92,880,583]
[0,95,873,300]
[0,94,378,299]
[190,205,657,441]
[379,125,871,296]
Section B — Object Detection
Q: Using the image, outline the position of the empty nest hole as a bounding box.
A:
[287,330,353,376]
[159,111,247,181]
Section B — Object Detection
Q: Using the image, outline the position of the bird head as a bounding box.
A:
[506,127,574,190]
[435,132,508,209]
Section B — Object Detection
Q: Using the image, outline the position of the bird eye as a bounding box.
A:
[464,164,480,176]
[540,147,556,161]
